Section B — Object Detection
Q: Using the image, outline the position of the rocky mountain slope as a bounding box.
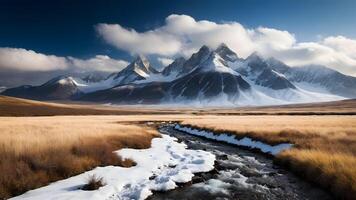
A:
[2,43,355,106]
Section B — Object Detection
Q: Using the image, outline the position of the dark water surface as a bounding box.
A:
[148,124,333,200]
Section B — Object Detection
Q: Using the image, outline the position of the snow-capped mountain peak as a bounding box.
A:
[109,55,158,86]
[42,76,77,87]
[2,44,355,105]
[2,75,83,100]
[246,52,267,66]
[161,56,186,77]
[128,55,158,76]
[178,45,211,76]
[197,52,240,76]
[214,43,239,62]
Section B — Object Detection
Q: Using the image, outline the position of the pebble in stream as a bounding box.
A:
[148,125,333,200]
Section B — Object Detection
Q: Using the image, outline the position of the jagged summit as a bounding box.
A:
[214,43,239,62]
[198,45,210,52]
[246,52,264,62]
[161,57,186,77]
[111,55,158,85]
[170,44,238,77]
[242,52,270,75]
[195,52,239,76]
[179,45,211,76]
[126,55,158,75]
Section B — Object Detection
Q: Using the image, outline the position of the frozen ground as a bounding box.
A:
[11,135,215,200]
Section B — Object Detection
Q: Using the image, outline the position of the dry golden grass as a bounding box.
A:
[277,149,356,199]
[0,116,159,199]
[1,96,356,198]
[181,115,356,199]
[0,95,189,116]
[196,99,356,115]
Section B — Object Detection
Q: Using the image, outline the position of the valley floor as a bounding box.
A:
[0,96,355,199]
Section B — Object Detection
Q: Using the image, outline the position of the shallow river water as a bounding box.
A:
[148,124,333,200]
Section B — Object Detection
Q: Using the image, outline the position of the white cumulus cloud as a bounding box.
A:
[0,48,68,71]
[322,36,356,59]
[96,14,356,76]
[96,23,181,56]
[0,47,128,73]
[68,55,128,72]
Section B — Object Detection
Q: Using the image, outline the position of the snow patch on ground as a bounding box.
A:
[12,135,215,200]
[174,125,292,155]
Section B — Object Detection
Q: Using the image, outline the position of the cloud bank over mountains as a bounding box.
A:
[97,14,356,76]
[0,48,128,73]
[0,48,68,72]
[0,14,356,87]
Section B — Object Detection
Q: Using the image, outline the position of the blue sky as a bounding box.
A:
[1,0,355,58]
[0,0,356,87]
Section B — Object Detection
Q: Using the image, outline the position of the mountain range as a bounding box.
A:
[2,43,356,106]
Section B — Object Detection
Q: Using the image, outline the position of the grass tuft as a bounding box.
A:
[82,175,105,191]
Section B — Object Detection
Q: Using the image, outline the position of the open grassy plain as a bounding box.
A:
[0,95,355,199]
[0,116,160,198]
[1,95,355,116]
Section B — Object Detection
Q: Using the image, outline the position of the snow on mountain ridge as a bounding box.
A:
[196,52,240,76]
[2,43,355,105]
[109,55,158,86]
[214,43,240,62]
[161,57,186,77]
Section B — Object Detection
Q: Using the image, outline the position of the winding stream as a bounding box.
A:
[148,124,333,200]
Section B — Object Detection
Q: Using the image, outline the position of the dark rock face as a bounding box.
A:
[245,53,270,74]
[81,71,251,104]
[178,45,211,76]
[80,46,252,104]
[170,70,250,100]
[2,43,356,103]
[237,53,297,90]
[215,43,239,62]
[266,57,290,74]
[161,57,186,77]
[81,82,169,104]
[256,69,296,90]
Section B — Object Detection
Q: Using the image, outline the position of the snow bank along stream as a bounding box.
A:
[174,124,292,155]
[11,135,215,200]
